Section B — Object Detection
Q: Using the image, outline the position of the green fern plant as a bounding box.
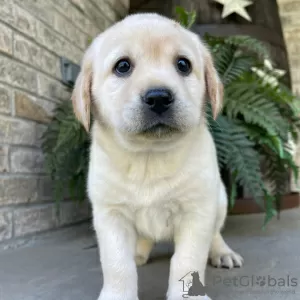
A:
[41,100,90,204]
[41,9,300,224]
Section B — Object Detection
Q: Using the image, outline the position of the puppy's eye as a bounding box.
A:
[114,58,132,76]
[176,57,192,75]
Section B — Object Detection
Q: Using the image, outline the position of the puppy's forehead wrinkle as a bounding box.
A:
[95,15,203,69]
[107,36,194,67]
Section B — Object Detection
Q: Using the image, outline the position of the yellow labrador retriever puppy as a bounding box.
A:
[72,13,243,300]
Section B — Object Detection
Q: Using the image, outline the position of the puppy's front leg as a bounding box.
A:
[94,209,138,300]
[167,213,214,300]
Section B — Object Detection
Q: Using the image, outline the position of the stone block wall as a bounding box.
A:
[278,0,300,191]
[278,0,300,94]
[0,0,129,245]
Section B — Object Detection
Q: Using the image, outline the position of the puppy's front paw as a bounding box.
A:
[210,250,244,269]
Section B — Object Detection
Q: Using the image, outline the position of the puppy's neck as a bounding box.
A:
[92,122,204,182]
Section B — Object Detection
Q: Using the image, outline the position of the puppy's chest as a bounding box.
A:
[134,201,181,241]
[113,171,200,240]
[123,181,181,240]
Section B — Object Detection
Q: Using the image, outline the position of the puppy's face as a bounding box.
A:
[72,14,223,148]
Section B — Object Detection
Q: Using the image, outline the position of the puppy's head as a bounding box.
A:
[72,14,223,148]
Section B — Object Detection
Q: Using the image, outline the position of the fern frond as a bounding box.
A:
[225,78,289,139]
[211,43,236,77]
[222,56,254,85]
[175,6,196,29]
[41,100,90,203]
[226,121,265,203]
[208,113,231,168]
[209,116,265,206]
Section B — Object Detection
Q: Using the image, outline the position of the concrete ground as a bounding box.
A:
[0,209,299,300]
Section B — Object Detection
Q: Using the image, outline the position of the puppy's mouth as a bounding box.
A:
[139,123,180,138]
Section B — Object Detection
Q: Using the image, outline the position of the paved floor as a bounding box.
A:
[0,208,299,300]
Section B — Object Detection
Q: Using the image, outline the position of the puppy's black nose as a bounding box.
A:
[143,88,174,115]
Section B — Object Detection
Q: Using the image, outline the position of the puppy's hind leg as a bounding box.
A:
[135,237,154,266]
[209,183,244,269]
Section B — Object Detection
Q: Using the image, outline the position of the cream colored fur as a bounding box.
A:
[72,13,243,300]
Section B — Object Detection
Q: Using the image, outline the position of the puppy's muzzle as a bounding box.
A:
[143,88,174,115]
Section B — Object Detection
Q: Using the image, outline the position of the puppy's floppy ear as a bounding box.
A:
[71,45,94,132]
[203,46,223,120]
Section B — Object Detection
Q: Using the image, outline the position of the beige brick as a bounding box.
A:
[14,91,54,123]
[0,146,9,173]
[91,0,119,22]
[289,56,300,67]
[51,0,99,37]
[284,28,300,40]
[285,41,300,57]
[290,68,300,83]
[281,13,300,27]
[107,0,128,18]
[0,23,12,55]
[70,0,85,11]
[0,84,12,115]
[0,0,14,25]
[39,51,61,78]
[52,0,78,23]
[119,0,130,9]
[0,116,38,146]
[278,0,300,4]
[292,83,300,95]
[54,13,88,49]
[14,34,60,77]
[37,74,72,102]
[290,56,300,84]
[59,201,90,226]
[69,6,100,36]
[0,176,38,205]
[52,0,98,36]
[290,175,299,192]
[14,205,56,236]
[279,1,300,13]
[0,56,37,92]
[15,0,54,27]
[0,210,13,241]
[51,0,71,16]
[36,21,83,63]
[81,0,107,30]
[36,21,65,53]
[286,42,300,55]
[10,147,45,174]
[14,4,37,38]
[14,33,38,64]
